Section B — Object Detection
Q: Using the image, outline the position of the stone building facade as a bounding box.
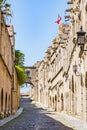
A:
[30,0,87,122]
[24,62,41,101]
[0,12,19,118]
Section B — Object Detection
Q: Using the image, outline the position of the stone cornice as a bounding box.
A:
[24,66,36,69]
[66,8,73,12]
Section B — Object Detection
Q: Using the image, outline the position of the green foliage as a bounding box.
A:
[15,50,25,67]
[0,0,11,8]
[15,50,26,85]
[15,65,27,85]
[0,0,12,17]
[0,0,5,5]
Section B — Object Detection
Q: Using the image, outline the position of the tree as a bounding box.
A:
[15,50,25,67]
[0,0,12,16]
[15,50,26,85]
[15,65,26,85]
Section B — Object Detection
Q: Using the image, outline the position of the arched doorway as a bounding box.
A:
[8,95,11,114]
[5,93,7,112]
[57,88,60,111]
[61,93,64,111]
[1,88,3,112]
[52,97,54,109]
[50,96,51,107]
[55,95,57,111]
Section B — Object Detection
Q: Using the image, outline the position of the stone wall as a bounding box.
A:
[30,0,87,122]
[0,13,19,118]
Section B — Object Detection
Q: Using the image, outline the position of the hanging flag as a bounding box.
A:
[55,15,62,24]
[65,18,70,22]
[64,11,70,23]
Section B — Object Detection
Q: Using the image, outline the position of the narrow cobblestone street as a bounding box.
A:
[0,98,73,130]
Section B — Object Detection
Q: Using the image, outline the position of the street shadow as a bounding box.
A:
[0,98,74,130]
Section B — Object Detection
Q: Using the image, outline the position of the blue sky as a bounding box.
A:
[10,0,68,66]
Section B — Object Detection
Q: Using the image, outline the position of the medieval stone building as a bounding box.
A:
[30,0,87,122]
[0,12,20,118]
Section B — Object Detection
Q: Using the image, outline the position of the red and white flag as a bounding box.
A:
[55,15,62,24]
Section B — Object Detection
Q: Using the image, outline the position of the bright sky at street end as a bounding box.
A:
[10,0,68,66]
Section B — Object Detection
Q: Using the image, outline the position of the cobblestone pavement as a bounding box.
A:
[0,98,73,130]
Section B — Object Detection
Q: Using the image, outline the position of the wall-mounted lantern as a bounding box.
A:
[77,26,87,51]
